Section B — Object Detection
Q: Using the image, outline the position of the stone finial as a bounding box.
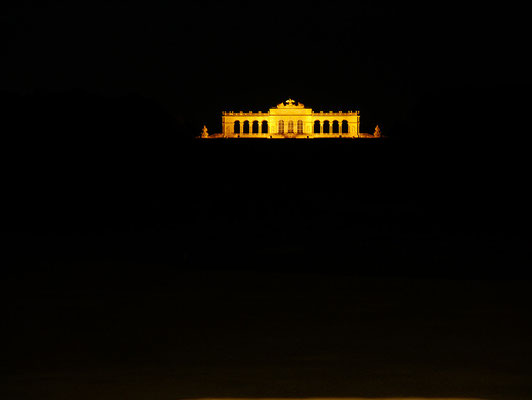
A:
[201,125,208,138]
[374,125,381,138]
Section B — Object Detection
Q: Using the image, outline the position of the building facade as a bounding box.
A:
[202,99,379,139]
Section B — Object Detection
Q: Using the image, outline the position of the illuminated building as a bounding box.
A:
[200,99,381,139]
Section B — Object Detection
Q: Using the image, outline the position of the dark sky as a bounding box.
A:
[2,0,531,251]
[3,1,531,133]
[2,0,531,258]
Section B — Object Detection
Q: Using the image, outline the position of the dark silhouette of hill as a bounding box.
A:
[1,89,190,234]
[1,88,530,279]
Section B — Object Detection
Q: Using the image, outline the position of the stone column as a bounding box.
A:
[259,121,262,134]
[319,121,323,134]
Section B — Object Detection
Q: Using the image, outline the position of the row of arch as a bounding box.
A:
[233,120,269,134]
[312,120,350,134]
[232,120,352,134]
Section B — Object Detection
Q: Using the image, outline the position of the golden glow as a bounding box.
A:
[188,398,487,400]
[199,99,382,139]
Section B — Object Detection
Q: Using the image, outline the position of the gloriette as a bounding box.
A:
[200,99,381,139]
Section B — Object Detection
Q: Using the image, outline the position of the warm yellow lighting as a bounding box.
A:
[187,397,487,400]
[199,99,382,139]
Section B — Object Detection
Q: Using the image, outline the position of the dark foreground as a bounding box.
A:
[2,138,531,399]
[2,270,532,400]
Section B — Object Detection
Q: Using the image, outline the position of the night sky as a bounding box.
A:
[4,1,531,133]
[2,2,532,400]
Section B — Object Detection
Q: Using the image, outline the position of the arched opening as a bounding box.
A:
[297,120,303,134]
[342,120,349,134]
[244,120,251,134]
[332,120,339,134]
[324,120,330,134]
[252,120,259,134]
[288,120,294,133]
[234,121,241,134]
[314,120,320,134]
[278,120,284,134]
[261,120,268,134]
